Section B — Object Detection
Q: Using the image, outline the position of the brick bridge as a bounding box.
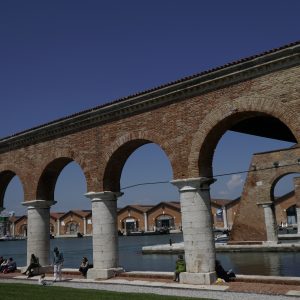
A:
[0,41,299,284]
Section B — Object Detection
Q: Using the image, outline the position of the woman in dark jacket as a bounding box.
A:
[23,254,40,277]
[215,260,236,282]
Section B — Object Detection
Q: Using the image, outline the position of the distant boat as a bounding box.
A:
[126,228,170,236]
[0,235,26,241]
[215,234,229,243]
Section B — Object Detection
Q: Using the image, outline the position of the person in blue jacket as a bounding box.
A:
[53,247,64,282]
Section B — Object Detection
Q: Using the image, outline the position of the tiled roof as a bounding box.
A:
[71,210,92,217]
[50,212,65,220]
[118,205,153,213]
[2,41,299,141]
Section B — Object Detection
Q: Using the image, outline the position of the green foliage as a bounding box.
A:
[0,283,211,300]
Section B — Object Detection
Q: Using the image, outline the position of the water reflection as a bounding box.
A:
[1,233,299,276]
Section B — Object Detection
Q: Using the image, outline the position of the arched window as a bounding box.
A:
[66,222,78,234]
[155,214,174,229]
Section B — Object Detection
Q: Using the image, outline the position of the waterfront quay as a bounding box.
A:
[142,241,300,254]
[1,269,300,300]
[1,234,300,298]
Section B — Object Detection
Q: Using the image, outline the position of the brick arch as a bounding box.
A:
[189,99,299,178]
[269,169,300,201]
[102,131,175,192]
[35,151,89,201]
[0,165,25,208]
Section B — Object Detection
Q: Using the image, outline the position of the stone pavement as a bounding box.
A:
[0,270,300,300]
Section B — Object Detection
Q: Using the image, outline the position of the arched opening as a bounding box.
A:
[199,112,295,178]
[155,214,174,230]
[65,221,79,235]
[119,143,177,207]
[0,171,24,238]
[212,132,295,202]
[105,141,178,271]
[121,217,138,233]
[208,113,295,235]
[37,158,73,201]
[205,113,298,276]
[53,161,89,240]
[272,173,300,233]
[37,159,89,239]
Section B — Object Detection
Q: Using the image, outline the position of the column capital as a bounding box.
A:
[85,191,123,202]
[171,177,216,191]
[22,200,56,209]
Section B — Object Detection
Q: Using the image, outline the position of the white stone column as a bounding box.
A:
[85,191,124,279]
[259,202,278,243]
[296,207,300,235]
[144,212,148,232]
[222,206,228,229]
[11,222,15,237]
[22,200,56,266]
[171,177,216,285]
[83,217,87,235]
[56,219,60,236]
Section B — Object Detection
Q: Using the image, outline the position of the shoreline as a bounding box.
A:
[142,242,300,254]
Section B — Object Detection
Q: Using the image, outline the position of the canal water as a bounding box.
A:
[1,233,300,277]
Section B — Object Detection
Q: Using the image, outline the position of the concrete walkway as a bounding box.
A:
[1,271,300,300]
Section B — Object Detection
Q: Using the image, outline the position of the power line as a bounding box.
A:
[120,161,300,191]
[121,181,169,191]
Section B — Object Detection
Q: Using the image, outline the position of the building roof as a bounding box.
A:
[60,210,92,219]
[50,212,65,220]
[12,215,27,224]
[146,201,181,214]
[118,204,153,214]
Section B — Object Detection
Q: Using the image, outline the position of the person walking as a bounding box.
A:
[52,247,64,282]
[173,254,186,282]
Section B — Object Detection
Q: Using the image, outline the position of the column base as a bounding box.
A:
[87,267,124,279]
[180,271,216,285]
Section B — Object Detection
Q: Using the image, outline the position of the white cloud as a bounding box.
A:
[226,174,244,190]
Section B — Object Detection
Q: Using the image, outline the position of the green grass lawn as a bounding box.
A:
[0,283,212,300]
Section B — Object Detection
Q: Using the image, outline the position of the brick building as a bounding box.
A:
[6,193,297,238]
[7,199,240,237]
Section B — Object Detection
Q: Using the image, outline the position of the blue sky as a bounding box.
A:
[0,1,299,215]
